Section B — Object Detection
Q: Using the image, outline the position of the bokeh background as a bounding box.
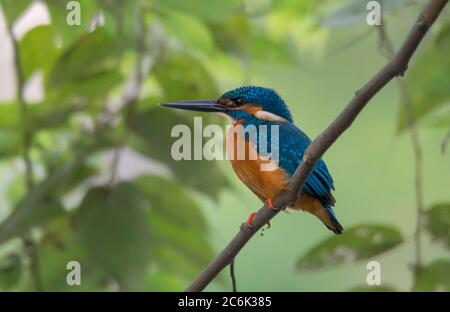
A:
[0,0,449,291]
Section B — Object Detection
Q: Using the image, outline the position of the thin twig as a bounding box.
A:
[326,28,374,56]
[108,10,149,186]
[6,23,43,291]
[441,129,450,154]
[230,259,237,292]
[184,0,448,292]
[21,236,43,291]
[378,16,425,280]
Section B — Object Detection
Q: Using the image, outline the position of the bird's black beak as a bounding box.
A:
[160,100,226,113]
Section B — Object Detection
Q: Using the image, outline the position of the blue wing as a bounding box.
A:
[250,121,335,205]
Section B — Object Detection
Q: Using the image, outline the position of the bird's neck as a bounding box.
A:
[239,116,285,128]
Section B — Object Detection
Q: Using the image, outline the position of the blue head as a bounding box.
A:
[219,86,293,123]
[161,86,293,124]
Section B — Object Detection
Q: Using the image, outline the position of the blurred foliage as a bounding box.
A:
[321,0,415,28]
[398,23,450,131]
[77,183,151,290]
[0,0,448,292]
[0,254,22,291]
[425,203,450,248]
[415,259,450,291]
[297,224,403,270]
[349,285,396,292]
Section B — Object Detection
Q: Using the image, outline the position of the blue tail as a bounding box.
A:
[325,206,343,234]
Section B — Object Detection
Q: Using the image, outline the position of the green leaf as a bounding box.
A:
[77,183,151,290]
[19,25,58,80]
[251,35,297,64]
[45,28,123,105]
[36,217,103,291]
[151,0,242,22]
[425,203,450,248]
[47,28,119,89]
[272,0,316,15]
[98,0,140,51]
[147,206,214,270]
[0,0,31,26]
[145,269,186,291]
[150,245,204,282]
[135,175,214,280]
[135,175,207,231]
[415,259,450,291]
[0,197,64,244]
[0,254,22,291]
[59,163,96,194]
[27,104,80,131]
[322,0,416,28]
[208,16,252,57]
[158,11,214,53]
[45,0,98,46]
[33,216,103,291]
[349,285,396,292]
[50,70,123,102]
[154,54,218,100]
[425,104,450,129]
[398,25,450,131]
[296,224,404,270]
[0,159,79,244]
[0,102,77,132]
[0,129,21,159]
[0,103,21,129]
[129,108,229,198]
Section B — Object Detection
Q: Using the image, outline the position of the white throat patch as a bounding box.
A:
[254,110,288,122]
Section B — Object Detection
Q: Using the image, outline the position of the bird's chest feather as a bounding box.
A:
[226,125,289,201]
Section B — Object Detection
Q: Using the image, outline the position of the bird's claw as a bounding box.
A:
[245,212,256,226]
[246,198,274,229]
[267,198,274,209]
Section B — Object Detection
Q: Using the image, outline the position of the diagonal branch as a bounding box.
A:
[185,0,448,292]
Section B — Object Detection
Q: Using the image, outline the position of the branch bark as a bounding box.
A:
[185,0,448,292]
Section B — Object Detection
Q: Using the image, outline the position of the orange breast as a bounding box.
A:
[225,125,336,229]
[226,125,289,201]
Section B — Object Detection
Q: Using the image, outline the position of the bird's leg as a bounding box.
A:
[245,198,274,228]
[266,198,274,209]
[264,198,274,229]
[245,212,257,226]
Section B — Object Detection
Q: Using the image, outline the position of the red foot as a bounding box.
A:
[246,212,256,225]
[266,198,274,209]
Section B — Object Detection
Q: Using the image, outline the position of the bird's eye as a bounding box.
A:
[233,98,244,106]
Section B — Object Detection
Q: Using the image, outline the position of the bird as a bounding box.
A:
[161,86,343,234]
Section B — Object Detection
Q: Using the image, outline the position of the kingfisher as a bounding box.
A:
[161,86,343,234]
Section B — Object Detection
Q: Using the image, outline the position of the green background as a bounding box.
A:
[0,0,449,291]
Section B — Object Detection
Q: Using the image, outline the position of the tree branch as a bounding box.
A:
[185,0,448,292]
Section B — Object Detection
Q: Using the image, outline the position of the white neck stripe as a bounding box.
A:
[254,110,288,122]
